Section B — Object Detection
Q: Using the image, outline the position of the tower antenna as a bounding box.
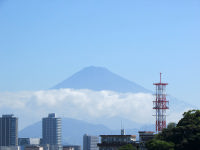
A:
[153,73,169,132]
[121,120,125,135]
[160,72,162,83]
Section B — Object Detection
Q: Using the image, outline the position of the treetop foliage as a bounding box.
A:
[118,144,137,150]
[177,110,200,127]
[146,110,200,150]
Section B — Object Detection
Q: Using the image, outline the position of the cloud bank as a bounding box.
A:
[0,89,192,130]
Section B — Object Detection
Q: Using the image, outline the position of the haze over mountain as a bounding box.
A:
[19,117,144,146]
[52,66,151,93]
[19,117,112,145]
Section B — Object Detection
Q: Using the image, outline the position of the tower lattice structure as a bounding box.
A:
[153,73,169,132]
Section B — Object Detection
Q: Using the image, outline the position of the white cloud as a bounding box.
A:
[0,89,192,130]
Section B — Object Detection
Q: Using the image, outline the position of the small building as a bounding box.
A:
[98,134,137,150]
[25,146,43,150]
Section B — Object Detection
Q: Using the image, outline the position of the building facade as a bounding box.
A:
[83,134,99,150]
[97,135,137,150]
[42,113,61,150]
[0,115,18,146]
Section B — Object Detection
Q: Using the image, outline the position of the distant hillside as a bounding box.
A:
[52,66,151,93]
[19,117,139,146]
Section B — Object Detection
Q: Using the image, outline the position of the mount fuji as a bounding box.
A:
[52,66,151,93]
[18,66,195,146]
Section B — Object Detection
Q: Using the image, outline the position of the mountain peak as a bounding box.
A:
[83,66,107,70]
[79,66,109,73]
[52,66,150,93]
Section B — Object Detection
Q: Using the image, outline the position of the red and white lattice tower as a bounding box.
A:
[153,73,169,132]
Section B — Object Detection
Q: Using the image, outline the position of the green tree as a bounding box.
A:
[118,144,137,150]
[177,110,200,127]
[167,122,176,129]
[146,139,174,150]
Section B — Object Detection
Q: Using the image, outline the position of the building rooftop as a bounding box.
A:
[48,113,56,118]
[2,114,14,118]
[100,135,136,138]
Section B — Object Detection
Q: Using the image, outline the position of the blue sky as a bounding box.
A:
[0,0,200,106]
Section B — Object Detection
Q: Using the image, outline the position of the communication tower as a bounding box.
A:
[153,73,169,132]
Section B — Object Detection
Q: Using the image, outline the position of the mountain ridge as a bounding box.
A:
[52,66,151,93]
